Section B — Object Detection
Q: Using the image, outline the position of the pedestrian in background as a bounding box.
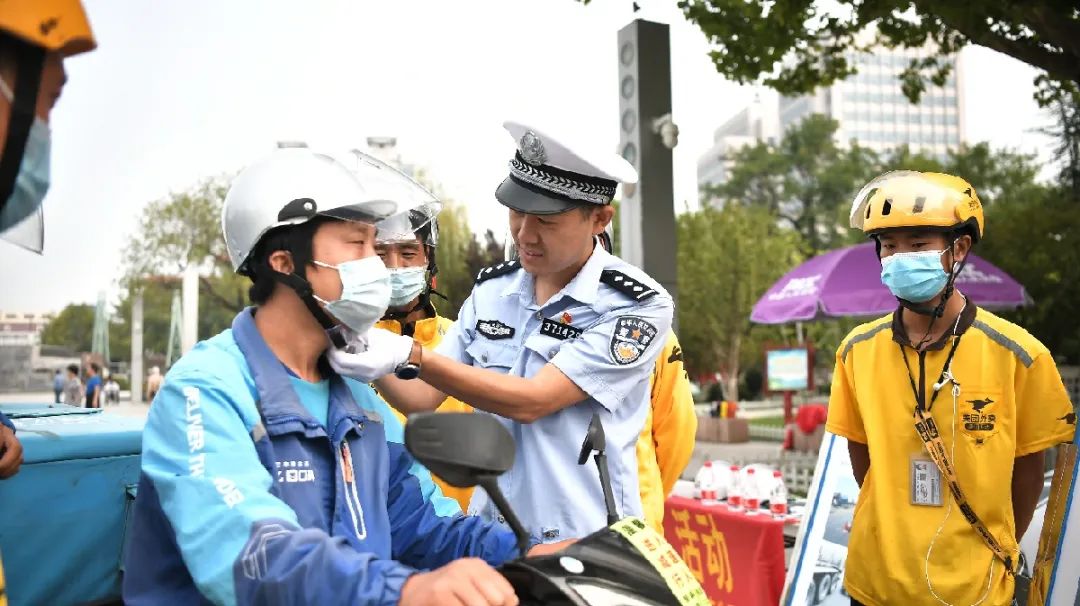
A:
[52,369,64,403]
[84,363,102,409]
[63,364,83,406]
[104,376,120,405]
[145,366,162,402]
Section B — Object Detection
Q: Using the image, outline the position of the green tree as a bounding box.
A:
[979,186,1080,364]
[676,204,803,400]
[120,177,247,352]
[668,0,1080,105]
[123,176,246,312]
[1041,91,1080,198]
[40,304,95,352]
[707,114,879,254]
[431,201,477,320]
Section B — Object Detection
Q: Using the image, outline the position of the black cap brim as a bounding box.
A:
[495,176,584,215]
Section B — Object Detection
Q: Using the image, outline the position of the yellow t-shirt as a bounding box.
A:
[826,306,1075,606]
[376,315,475,511]
[637,331,698,532]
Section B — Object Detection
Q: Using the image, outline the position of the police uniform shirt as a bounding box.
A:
[436,242,674,542]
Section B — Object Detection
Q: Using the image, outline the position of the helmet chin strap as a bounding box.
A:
[271,271,347,347]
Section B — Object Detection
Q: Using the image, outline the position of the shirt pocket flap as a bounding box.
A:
[523,332,565,363]
[465,339,514,370]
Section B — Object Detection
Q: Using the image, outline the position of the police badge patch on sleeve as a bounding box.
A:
[610,316,658,365]
[476,319,515,340]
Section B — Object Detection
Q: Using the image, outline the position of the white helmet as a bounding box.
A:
[222,146,412,275]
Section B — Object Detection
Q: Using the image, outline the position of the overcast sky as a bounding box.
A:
[0,0,1056,314]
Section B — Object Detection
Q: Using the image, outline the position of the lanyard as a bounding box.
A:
[913,405,1018,574]
[897,306,1018,574]
[900,336,962,415]
[899,298,967,415]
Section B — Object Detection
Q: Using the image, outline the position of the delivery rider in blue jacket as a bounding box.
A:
[122,146,565,606]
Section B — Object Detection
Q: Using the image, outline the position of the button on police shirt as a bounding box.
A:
[435,243,674,541]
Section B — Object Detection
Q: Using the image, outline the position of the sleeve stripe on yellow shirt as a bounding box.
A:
[841,321,890,361]
[971,320,1033,367]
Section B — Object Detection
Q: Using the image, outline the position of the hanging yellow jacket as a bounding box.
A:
[637,332,698,532]
[1,552,6,606]
[376,315,475,511]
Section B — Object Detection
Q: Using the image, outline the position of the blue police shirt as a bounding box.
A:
[436,243,674,541]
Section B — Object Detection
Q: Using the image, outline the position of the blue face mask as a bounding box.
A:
[880,249,951,303]
[0,77,52,233]
[387,266,427,308]
[313,255,391,334]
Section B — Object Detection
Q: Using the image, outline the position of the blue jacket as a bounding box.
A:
[123,309,519,605]
[0,412,12,433]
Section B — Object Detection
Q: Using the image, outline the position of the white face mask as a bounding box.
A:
[387,266,427,308]
[312,255,391,334]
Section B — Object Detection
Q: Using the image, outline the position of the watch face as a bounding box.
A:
[396,364,421,380]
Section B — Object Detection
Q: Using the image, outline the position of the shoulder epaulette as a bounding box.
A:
[475,260,521,284]
[600,269,658,301]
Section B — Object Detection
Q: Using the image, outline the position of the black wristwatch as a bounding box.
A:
[394,339,423,380]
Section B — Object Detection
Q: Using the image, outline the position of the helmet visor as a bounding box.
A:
[0,204,44,253]
[375,201,441,246]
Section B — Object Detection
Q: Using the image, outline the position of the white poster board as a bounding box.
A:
[1040,441,1080,606]
[782,432,856,606]
[784,433,1080,606]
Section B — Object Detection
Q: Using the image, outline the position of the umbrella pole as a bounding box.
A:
[796,321,804,344]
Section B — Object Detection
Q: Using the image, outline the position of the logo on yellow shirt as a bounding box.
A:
[961,396,998,440]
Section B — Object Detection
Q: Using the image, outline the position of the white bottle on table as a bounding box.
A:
[743,468,760,515]
[726,465,743,511]
[769,470,788,519]
[695,460,718,502]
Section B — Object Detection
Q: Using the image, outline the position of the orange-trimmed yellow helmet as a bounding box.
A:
[0,0,96,57]
[849,171,984,243]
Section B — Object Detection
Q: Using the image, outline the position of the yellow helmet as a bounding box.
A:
[0,0,96,57]
[849,170,984,243]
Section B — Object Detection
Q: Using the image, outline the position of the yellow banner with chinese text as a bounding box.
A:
[610,517,711,606]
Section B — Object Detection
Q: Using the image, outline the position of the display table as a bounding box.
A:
[664,496,787,605]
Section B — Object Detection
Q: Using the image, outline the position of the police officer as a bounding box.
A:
[124,147,563,606]
[826,171,1075,606]
[504,225,697,533]
[330,121,675,543]
[373,203,477,511]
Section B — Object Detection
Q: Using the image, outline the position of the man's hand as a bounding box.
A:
[0,425,24,479]
[326,327,413,383]
[399,558,517,606]
[526,539,577,557]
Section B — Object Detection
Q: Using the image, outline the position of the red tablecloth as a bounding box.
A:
[664,496,786,606]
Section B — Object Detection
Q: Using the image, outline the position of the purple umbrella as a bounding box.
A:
[751,242,1031,324]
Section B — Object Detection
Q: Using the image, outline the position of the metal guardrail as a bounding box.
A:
[709,449,819,497]
[748,425,786,441]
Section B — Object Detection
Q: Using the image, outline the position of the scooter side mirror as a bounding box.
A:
[404,412,514,487]
[577,413,607,465]
[405,412,531,558]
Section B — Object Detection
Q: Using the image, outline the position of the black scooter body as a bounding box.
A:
[404,413,690,605]
[500,526,678,605]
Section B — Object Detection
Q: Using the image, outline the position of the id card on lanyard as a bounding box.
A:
[910,455,943,506]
